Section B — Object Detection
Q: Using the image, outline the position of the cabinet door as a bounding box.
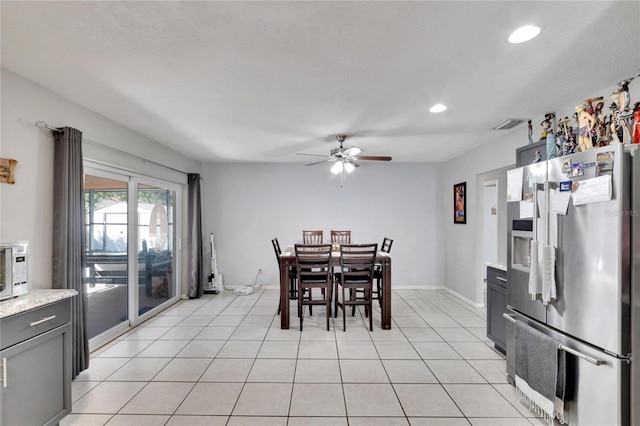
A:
[0,323,71,426]
[515,140,546,167]
[487,281,507,352]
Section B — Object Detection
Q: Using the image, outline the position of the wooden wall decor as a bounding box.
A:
[0,158,17,184]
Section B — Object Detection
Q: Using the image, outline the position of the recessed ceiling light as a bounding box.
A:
[508,25,541,44]
[429,104,447,113]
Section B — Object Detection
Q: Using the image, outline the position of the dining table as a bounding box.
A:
[278,247,392,330]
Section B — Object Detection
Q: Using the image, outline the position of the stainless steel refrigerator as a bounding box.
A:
[505,143,638,425]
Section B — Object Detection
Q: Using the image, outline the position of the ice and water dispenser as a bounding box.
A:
[510,219,533,272]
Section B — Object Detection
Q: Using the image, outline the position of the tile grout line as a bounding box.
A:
[67,289,542,425]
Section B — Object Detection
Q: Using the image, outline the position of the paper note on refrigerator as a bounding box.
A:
[572,175,612,206]
[551,189,571,215]
[507,168,524,202]
[519,200,534,218]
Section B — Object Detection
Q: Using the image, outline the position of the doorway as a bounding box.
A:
[84,167,181,350]
[483,180,499,279]
[475,166,511,306]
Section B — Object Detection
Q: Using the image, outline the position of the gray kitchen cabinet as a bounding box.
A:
[515,140,547,167]
[0,298,72,426]
[486,266,507,354]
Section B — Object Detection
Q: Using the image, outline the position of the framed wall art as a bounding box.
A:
[454,182,466,224]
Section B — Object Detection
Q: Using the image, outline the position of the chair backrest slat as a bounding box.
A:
[272,238,282,257]
[381,237,393,254]
[271,238,283,272]
[294,244,332,283]
[330,230,351,244]
[302,230,323,244]
[339,243,377,284]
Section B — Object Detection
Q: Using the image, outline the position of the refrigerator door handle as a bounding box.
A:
[531,182,545,244]
[503,312,516,324]
[532,186,537,240]
[503,313,605,366]
[558,344,606,366]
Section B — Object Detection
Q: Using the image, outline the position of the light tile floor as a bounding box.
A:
[62,289,547,426]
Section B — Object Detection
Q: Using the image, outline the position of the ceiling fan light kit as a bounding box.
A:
[331,161,344,174]
[331,158,356,175]
[297,134,392,183]
[508,25,541,44]
[344,162,356,174]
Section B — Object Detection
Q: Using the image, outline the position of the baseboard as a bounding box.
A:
[261,284,485,309]
[443,287,485,308]
[260,285,281,290]
[260,284,445,291]
[383,284,440,290]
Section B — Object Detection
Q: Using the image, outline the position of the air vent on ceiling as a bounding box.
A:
[493,119,526,130]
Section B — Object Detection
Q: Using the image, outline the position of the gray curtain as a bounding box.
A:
[52,127,89,378]
[187,173,204,298]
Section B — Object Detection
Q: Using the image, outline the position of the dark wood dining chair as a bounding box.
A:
[334,243,377,331]
[295,243,333,331]
[302,230,323,244]
[372,237,393,308]
[330,230,351,245]
[272,238,298,315]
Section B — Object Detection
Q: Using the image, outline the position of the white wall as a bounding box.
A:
[201,161,444,289]
[0,69,199,290]
[442,131,522,305]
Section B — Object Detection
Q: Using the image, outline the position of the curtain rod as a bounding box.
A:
[85,139,189,176]
[37,120,190,176]
[35,120,63,133]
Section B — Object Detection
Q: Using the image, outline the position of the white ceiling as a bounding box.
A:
[2,1,639,164]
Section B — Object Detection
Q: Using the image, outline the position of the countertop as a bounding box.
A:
[0,289,78,319]
[486,262,507,272]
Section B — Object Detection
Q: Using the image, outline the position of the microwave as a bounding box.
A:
[0,242,29,301]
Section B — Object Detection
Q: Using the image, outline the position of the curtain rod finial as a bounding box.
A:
[36,120,63,133]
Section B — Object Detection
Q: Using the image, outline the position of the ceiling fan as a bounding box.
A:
[296,135,392,175]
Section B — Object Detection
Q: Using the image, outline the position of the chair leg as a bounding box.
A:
[351,289,357,316]
[368,290,373,332]
[364,289,370,318]
[326,287,331,331]
[298,286,303,331]
[363,289,368,318]
[334,281,339,318]
[277,299,281,315]
[289,277,297,298]
[298,288,304,317]
[377,277,383,309]
[342,285,347,332]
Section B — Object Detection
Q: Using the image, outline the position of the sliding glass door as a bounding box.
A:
[136,180,176,315]
[84,171,129,341]
[84,167,181,349]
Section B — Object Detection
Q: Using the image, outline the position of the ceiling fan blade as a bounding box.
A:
[343,146,363,157]
[305,158,336,166]
[296,152,331,158]
[352,155,392,161]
